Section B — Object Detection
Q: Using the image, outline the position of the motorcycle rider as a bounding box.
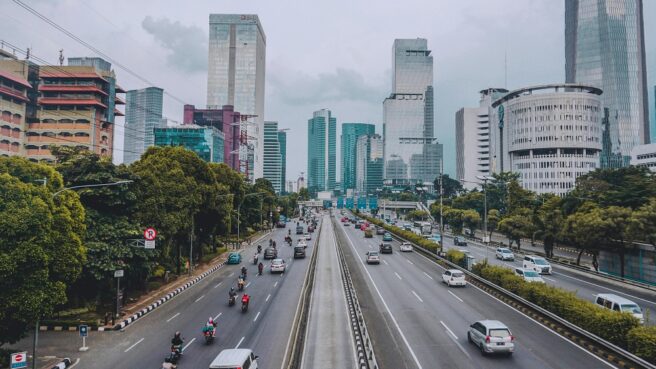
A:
[241,293,250,309]
[237,276,245,290]
[161,358,177,369]
[258,262,264,275]
[253,252,258,264]
[257,244,262,253]
[171,331,184,355]
[241,266,247,279]
[204,317,217,337]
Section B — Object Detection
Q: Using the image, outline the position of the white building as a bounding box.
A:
[456,88,508,189]
[263,121,282,193]
[489,84,603,196]
[630,143,656,172]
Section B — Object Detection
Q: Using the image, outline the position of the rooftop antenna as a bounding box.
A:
[504,49,508,89]
[58,49,64,66]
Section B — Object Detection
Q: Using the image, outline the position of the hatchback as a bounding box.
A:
[382,233,393,242]
[366,251,380,264]
[263,247,277,259]
[270,258,286,273]
[399,242,413,252]
[467,320,515,356]
[495,248,515,261]
[227,252,241,264]
[442,269,466,287]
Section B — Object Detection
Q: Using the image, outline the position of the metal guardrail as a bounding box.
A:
[332,219,378,369]
[353,213,656,369]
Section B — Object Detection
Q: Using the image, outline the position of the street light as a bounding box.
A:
[52,180,133,197]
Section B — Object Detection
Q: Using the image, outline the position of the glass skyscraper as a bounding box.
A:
[341,123,375,193]
[207,14,266,181]
[154,125,224,163]
[263,121,282,194]
[565,0,650,167]
[383,39,442,185]
[123,87,164,164]
[307,109,336,194]
[356,134,384,195]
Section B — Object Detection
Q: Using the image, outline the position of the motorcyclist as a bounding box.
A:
[253,253,258,264]
[257,244,262,253]
[238,277,245,290]
[171,331,184,354]
[269,239,273,246]
[204,317,217,337]
[258,262,264,275]
[273,241,277,248]
[241,266,247,279]
[288,229,291,236]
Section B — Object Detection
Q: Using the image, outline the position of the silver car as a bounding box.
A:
[467,320,515,356]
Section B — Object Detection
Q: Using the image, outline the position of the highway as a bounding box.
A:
[335,213,618,369]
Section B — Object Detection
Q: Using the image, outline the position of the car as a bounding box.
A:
[495,248,515,261]
[382,233,393,242]
[453,236,468,246]
[467,320,515,356]
[364,229,373,238]
[293,246,306,259]
[376,227,385,235]
[298,240,308,248]
[304,233,312,240]
[263,247,277,259]
[523,255,552,274]
[296,226,304,234]
[442,269,466,287]
[209,348,259,369]
[276,221,286,228]
[594,293,644,323]
[341,217,348,222]
[343,222,351,227]
[360,224,368,231]
[270,258,286,273]
[308,225,315,233]
[399,242,413,252]
[366,251,380,264]
[227,252,241,264]
[379,243,393,254]
[514,268,545,283]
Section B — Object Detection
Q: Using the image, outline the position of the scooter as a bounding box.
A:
[167,345,182,364]
[203,326,216,344]
[253,254,259,265]
[228,294,236,306]
[241,300,249,313]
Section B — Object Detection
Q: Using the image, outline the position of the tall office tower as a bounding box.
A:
[154,125,224,163]
[207,14,266,181]
[565,0,649,167]
[456,88,508,189]
[263,121,282,194]
[278,129,287,191]
[123,87,163,164]
[307,109,336,194]
[355,134,384,195]
[341,123,375,193]
[383,39,442,187]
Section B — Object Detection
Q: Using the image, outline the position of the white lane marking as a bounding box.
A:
[214,281,223,288]
[368,244,372,249]
[166,313,180,322]
[229,272,235,277]
[195,295,205,303]
[341,226,424,369]
[68,358,81,368]
[394,272,403,280]
[406,259,414,265]
[423,272,434,280]
[440,321,458,340]
[382,259,389,265]
[411,290,424,303]
[214,312,222,320]
[543,277,556,282]
[182,337,196,351]
[448,290,464,303]
[553,271,655,305]
[124,338,144,352]
[253,311,261,322]
[266,294,271,302]
[246,282,252,288]
[235,336,245,349]
[274,281,279,288]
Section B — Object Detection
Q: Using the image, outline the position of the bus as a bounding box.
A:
[413,221,432,235]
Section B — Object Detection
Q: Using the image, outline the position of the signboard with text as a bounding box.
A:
[10,352,27,369]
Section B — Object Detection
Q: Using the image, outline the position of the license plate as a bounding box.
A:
[496,342,505,346]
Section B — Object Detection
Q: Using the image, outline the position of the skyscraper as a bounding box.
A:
[278,129,287,192]
[341,123,375,193]
[356,134,384,195]
[383,39,442,186]
[565,0,650,167]
[263,121,282,194]
[207,14,266,181]
[307,109,336,194]
[123,87,163,164]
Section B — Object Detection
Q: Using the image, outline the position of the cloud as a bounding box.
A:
[141,16,207,73]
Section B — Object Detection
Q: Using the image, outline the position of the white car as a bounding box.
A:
[515,268,545,283]
[399,242,413,252]
[366,251,380,264]
[495,248,515,261]
[523,255,552,274]
[442,269,467,287]
[298,240,308,248]
[270,258,286,273]
[304,233,312,240]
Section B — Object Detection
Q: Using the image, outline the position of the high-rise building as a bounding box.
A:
[490,84,603,196]
[355,134,384,195]
[154,125,224,163]
[207,14,266,181]
[278,129,287,192]
[565,0,650,167]
[123,87,163,164]
[341,123,375,193]
[456,88,508,189]
[0,50,36,158]
[630,143,656,172]
[263,121,282,193]
[307,109,336,194]
[183,104,241,171]
[383,39,442,187]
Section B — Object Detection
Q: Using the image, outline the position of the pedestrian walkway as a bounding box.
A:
[301,215,357,369]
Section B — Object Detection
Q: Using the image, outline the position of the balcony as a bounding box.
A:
[28,121,92,131]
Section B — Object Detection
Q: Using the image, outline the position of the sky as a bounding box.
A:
[2,0,655,179]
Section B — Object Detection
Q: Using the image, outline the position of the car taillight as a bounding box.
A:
[485,336,490,343]
[510,335,515,342]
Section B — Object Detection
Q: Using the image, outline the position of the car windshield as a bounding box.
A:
[621,304,642,314]
[501,249,511,254]
[534,258,548,265]
[369,252,379,256]
[524,271,540,277]
[451,272,464,278]
[489,328,511,338]
[272,260,283,265]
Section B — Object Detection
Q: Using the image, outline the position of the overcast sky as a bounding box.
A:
[2,0,654,179]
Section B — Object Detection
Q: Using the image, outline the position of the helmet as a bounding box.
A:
[175,331,180,337]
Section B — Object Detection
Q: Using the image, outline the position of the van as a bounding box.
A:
[523,255,552,274]
[209,348,259,369]
[594,293,644,323]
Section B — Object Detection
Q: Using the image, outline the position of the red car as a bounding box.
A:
[341,217,348,222]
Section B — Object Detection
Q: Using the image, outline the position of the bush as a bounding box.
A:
[40,319,99,328]
[152,265,166,279]
[147,281,163,292]
[446,249,466,267]
[627,326,656,363]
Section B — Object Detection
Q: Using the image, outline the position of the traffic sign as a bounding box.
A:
[144,227,157,241]
[144,240,155,249]
[79,324,88,337]
[114,269,124,278]
[11,352,27,369]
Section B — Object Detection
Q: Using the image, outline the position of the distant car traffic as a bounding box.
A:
[399,242,413,252]
[343,222,351,227]
[227,252,241,264]
[467,320,515,356]
[523,255,552,274]
[366,251,380,264]
[276,221,286,228]
[453,236,468,246]
[296,225,304,234]
[379,243,393,254]
[495,248,515,261]
[442,269,466,287]
[364,229,373,238]
[298,239,308,248]
[376,227,385,235]
[293,246,306,259]
[270,258,286,273]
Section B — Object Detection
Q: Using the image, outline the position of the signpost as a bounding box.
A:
[144,240,155,249]
[10,352,27,369]
[114,269,124,318]
[144,227,157,241]
[79,325,89,351]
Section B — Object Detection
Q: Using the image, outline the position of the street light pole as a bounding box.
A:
[439,158,444,252]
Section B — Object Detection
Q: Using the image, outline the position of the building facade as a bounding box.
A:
[278,129,287,192]
[565,0,650,167]
[490,84,603,196]
[341,123,375,193]
[355,134,384,195]
[0,51,34,158]
[383,39,442,186]
[630,143,656,172]
[263,121,282,193]
[123,87,163,164]
[154,125,224,163]
[207,14,266,181]
[307,109,336,194]
[183,104,241,171]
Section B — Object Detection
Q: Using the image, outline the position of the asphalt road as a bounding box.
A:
[335,213,618,369]
[11,220,318,369]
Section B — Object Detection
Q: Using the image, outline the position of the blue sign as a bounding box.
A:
[357,197,367,209]
[345,198,354,209]
[337,197,344,209]
[79,324,88,337]
[368,197,378,210]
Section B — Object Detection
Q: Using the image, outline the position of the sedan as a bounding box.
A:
[495,248,515,261]
[382,233,393,242]
[263,247,277,259]
[442,269,466,287]
[227,252,241,264]
[453,236,468,246]
[366,251,380,264]
[270,258,286,273]
[304,233,312,240]
[399,242,413,252]
[343,222,351,227]
[376,227,386,235]
[467,320,515,356]
[514,268,545,283]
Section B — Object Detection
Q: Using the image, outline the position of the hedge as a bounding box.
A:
[446,249,466,267]
[627,326,656,363]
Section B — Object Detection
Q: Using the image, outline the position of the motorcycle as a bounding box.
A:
[241,300,249,312]
[228,294,236,306]
[258,264,263,275]
[203,325,216,344]
[257,245,262,253]
[167,345,182,364]
[253,254,259,265]
[238,280,244,291]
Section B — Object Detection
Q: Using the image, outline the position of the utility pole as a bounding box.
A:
[189,216,194,276]
[439,159,444,253]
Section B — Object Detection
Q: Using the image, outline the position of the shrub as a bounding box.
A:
[152,265,166,279]
[627,326,656,363]
[446,249,466,267]
[147,281,163,292]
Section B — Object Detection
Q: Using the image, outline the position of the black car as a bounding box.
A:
[296,226,304,234]
[454,236,468,246]
[276,221,286,228]
[293,246,306,259]
[264,247,278,259]
[379,243,393,254]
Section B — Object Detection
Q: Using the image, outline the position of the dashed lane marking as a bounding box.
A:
[214,312,222,320]
[124,338,144,352]
[195,295,205,303]
[214,282,223,288]
[394,272,403,280]
[423,272,434,280]
[448,290,464,303]
[235,336,245,349]
[440,321,458,340]
[411,290,424,303]
[182,337,195,351]
[253,312,261,322]
[166,313,180,322]
[266,294,271,302]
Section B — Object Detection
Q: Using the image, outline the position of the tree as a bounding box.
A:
[487,209,501,239]
[298,187,310,201]
[433,174,463,199]
[462,209,481,234]
[561,203,608,265]
[406,210,429,221]
[497,208,534,250]
[602,206,635,278]
[535,196,564,258]
[452,191,484,215]
[567,167,656,211]
[444,207,466,235]
[632,197,656,246]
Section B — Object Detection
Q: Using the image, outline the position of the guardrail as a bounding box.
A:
[332,218,379,369]
[281,219,322,369]
[352,213,656,369]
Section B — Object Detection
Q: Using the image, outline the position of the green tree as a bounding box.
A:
[452,191,484,215]
[298,187,310,201]
[497,208,534,250]
[444,207,466,235]
[487,209,501,239]
[535,196,563,258]
[406,210,429,221]
[433,174,464,199]
[566,167,656,211]
[561,203,608,265]
[462,209,481,234]
[632,197,656,246]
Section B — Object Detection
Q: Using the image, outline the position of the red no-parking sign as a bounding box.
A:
[144,227,157,241]
[11,352,27,369]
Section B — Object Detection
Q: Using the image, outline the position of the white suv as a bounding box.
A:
[523,255,552,274]
[514,268,545,283]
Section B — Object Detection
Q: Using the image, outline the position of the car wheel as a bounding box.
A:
[479,343,486,356]
[467,332,472,343]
